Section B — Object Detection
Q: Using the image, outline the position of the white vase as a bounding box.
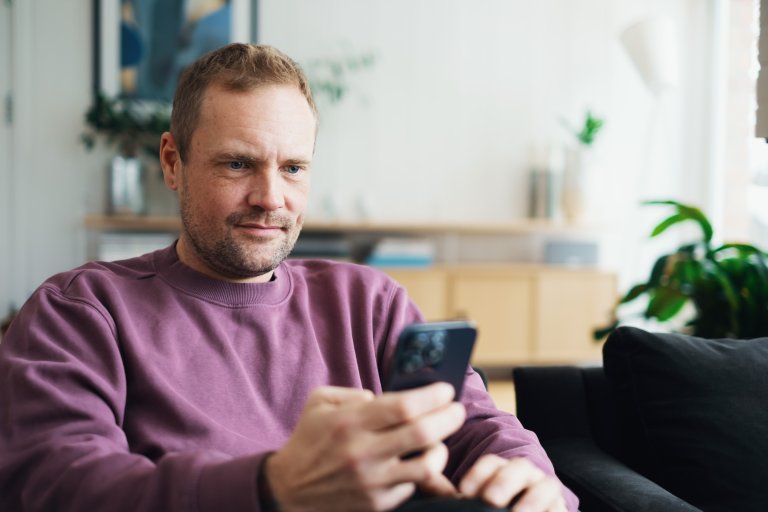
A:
[562,147,590,222]
[108,155,145,215]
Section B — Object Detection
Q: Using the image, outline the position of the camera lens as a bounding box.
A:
[401,352,424,374]
[431,331,447,344]
[408,332,430,350]
[423,337,446,365]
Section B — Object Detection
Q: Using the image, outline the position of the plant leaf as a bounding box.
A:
[575,110,605,146]
[620,284,648,304]
[648,255,669,287]
[650,213,687,238]
[593,320,619,340]
[646,289,688,322]
[705,259,741,335]
[643,200,714,243]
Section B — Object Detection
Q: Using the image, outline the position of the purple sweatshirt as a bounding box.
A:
[0,244,577,511]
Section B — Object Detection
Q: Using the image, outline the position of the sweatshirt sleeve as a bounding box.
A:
[0,286,270,512]
[445,372,580,511]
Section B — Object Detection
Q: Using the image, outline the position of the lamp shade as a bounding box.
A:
[620,17,679,95]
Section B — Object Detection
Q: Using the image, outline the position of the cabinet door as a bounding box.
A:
[533,269,616,363]
[383,268,448,321]
[449,273,533,365]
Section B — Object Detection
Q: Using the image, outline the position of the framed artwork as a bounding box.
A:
[93,0,254,102]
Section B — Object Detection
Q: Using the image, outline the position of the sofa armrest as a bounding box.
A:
[545,438,702,512]
[513,366,592,440]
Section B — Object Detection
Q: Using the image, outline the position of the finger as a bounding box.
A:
[458,454,508,497]
[511,477,567,512]
[357,382,455,430]
[420,442,450,477]
[371,482,417,512]
[377,443,456,497]
[306,386,375,408]
[479,458,546,509]
[367,402,466,459]
[415,445,458,497]
[419,472,458,498]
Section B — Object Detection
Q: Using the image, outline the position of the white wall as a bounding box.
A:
[5,0,95,311]
[0,0,12,317]
[261,0,720,288]
[1,0,723,312]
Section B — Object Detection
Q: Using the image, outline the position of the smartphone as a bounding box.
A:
[384,320,477,400]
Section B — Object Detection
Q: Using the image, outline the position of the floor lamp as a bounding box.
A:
[620,16,679,197]
[618,16,680,303]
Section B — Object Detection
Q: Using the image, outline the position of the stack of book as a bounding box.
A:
[290,235,353,261]
[365,237,435,267]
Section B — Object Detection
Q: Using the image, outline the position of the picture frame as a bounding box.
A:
[92,0,254,102]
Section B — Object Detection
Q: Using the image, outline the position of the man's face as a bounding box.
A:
[160,84,316,282]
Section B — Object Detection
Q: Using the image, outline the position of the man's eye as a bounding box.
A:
[228,161,245,170]
[286,165,302,175]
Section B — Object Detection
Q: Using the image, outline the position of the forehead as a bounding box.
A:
[191,84,317,153]
[199,83,315,125]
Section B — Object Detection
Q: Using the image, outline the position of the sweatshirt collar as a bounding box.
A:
[153,242,292,307]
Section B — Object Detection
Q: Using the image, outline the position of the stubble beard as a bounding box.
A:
[179,195,301,281]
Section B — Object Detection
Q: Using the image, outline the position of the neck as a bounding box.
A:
[175,236,275,284]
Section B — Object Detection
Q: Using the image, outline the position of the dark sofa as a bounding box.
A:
[513,326,768,512]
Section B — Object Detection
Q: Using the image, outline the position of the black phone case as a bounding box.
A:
[384,321,477,400]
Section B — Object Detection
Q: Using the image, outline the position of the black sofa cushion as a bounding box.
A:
[544,438,701,512]
[603,326,768,512]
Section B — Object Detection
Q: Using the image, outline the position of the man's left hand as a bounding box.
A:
[458,455,567,511]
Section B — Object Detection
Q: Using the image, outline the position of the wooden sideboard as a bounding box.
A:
[385,265,615,367]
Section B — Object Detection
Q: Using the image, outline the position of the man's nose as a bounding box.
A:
[246,170,285,211]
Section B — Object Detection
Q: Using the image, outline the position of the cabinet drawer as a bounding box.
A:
[384,268,448,321]
[533,270,616,363]
[449,274,533,365]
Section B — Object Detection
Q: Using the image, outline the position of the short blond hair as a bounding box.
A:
[171,43,317,160]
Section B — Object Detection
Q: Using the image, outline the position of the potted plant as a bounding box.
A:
[81,94,171,216]
[303,51,376,105]
[567,110,605,146]
[561,110,605,221]
[595,200,768,339]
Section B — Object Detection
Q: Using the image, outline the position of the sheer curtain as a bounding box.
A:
[751,0,768,245]
[756,0,768,138]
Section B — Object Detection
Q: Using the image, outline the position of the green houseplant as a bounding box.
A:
[81,94,171,215]
[560,110,605,221]
[595,200,768,339]
[304,51,376,105]
[569,110,605,147]
[81,93,171,157]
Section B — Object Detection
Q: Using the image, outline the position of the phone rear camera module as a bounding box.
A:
[400,353,425,374]
[422,337,446,365]
[407,332,431,351]
[431,331,447,344]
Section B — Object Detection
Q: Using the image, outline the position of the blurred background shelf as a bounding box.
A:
[84,214,606,267]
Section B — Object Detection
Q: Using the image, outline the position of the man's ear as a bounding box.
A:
[159,132,182,191]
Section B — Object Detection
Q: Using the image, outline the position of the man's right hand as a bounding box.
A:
[264,383,466,511]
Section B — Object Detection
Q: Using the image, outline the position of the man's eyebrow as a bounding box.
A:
[215,152,260,164]
[283,157,312,166]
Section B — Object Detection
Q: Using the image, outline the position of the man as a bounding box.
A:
[0,44,577,511]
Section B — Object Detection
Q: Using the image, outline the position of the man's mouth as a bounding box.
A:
[227,211,295,237]
[234,222,287,236]
[237,222,284,230]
